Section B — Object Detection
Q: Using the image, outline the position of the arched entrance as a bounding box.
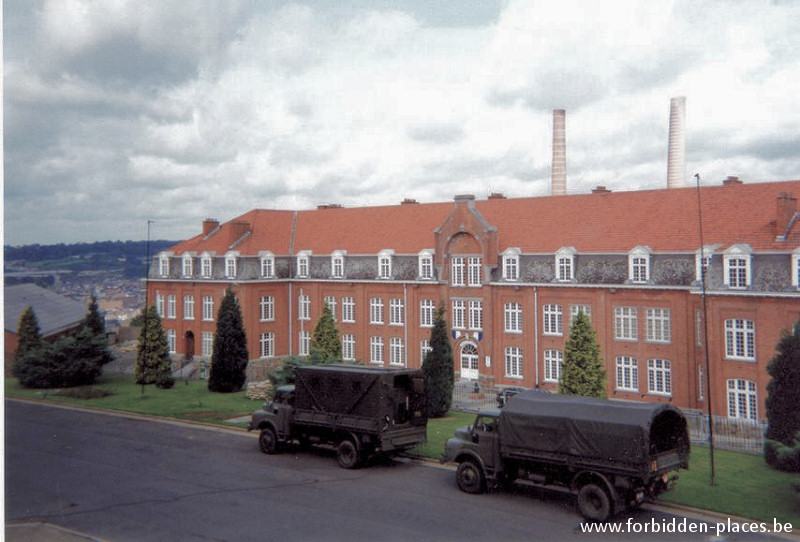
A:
[459,342,479,380]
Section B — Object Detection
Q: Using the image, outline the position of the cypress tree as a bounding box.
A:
[422,302,454,418]
[208,287,249,393]
[310,302,341,362]
[764,320,800,471]
[15,306,42,358]
[80,293,113,367]
[560,310,607,398]
[134,305,174,388]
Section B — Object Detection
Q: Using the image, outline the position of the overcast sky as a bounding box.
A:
[4,0,800,246]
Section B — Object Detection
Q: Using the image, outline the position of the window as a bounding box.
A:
[202,295,214,321]
[420,339,432,362]
[182,255,193,277]
[260,332,275,358]
[298,295,310,321]
[452,300,466,329]
[420,299,435,327]
[544,350,563,382]
[390,337,405,366]
[390,299,404,326]
[695,248,713,283]
[542,304,563,336]
[331,251,345,279]
[155,293,165,318]
[698,365,705,401]
[468,257,482,286]
[628,246,651,284]
[616,356,638,391]
[225,252,238,278]
[725,319,755,360]
[502,248,520,281]
[370,298,384,324]
[556,247,575,282]
[166,294,176,319]
[647,359,672,395]
[504,346,523,378]
[695,310,703,347]
[727,379,758,420]
[370,336,384,364]
[299,331,310,356]
[451,257,465,286]
[297,252,310,278]
[504,302,522,333]
[260,252,275,278]
[723,245,752,289]
[793,249,800,288]
[469,300,483,330]
[183,295,195,320]
[570,305,591,326]
[201,253,212,278]
[324,296,337,321]
[159,254,170,277]
[646,308,671,343]
[260,296,275,321]
[378,250,393,279]
[342,334,355,361]
[201,332,213,357]
[418,250,434,280]
[342,297,355,323]
[167,329,176,354]
[614,307,638,341]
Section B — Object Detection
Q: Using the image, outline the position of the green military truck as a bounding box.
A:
[443,391,690,521]
[249,365,427,468]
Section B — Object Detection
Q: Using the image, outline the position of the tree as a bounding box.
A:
[764,320,800,471]
[208,287,249,393]
[422,302,453,418]
[560,311,607,398]
[15,306,42,359]
[79,293,113,367]
[310,301,341,361]
[134,305,174,389]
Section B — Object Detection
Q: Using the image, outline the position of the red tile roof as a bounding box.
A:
[169,180,800,256]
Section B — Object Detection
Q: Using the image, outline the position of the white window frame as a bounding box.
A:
[202,295,214,321]
[390,337,405,366]
[569,305,591,326]
[331,250,346,279]
[468,300,483,331]
[155,293,165,318]
[727,379,758,420]
[542,304,563,336]
[370,298,384,325]
[420,299,435,328]
[418,250,434,280]
[452,300,466,329]
[389,299,404,326]
[260,251,275,278]
[645,308,671,343]
[504,302,522,333]
[615,356,639,392]
[166,294,176,319]
[298,294,311,321]
[342,297,355,323]
[502,248,520,281]
[614,306,638,341]
[167,329,176,354]
[725,318,756,361]
[296,251,311,278]
[182,254,194,278]
[421,339,432,363]
[370,336,384,364]
[158,253,171,277]
[555,247,576,282]
[342,334,355,361]
[468,257,482,287]
[324,296,337,321]
[260,295,275,322]
[505,346,523,378]
[451,256,465,286]
[628,246,652,284]
[543,349,563,383]
[259,332,275,359]
[201,253,213,278]
[792,248,800,288]
[723,245,752,289]
[201,332,213,357]
[647,359,672,396]
[299,331,310,356]
[695,246,716,283]
[224,251,239,279]
[378,249,394,279]
[183,295,195,320]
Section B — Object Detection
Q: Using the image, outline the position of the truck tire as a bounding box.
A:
[259,427,279,455]
[456,460,486,494]
[337,439,361,469]
[577,483,612,522]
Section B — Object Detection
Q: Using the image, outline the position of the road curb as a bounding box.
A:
[6,522,107,542]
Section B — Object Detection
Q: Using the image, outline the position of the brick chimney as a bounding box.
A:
[592,185,611,194]
[723,175,743,186]
[776,192,798,238]
[203,218,220,236]
[488,192,506,200]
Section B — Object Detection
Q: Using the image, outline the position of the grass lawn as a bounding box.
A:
[7,376,800,527]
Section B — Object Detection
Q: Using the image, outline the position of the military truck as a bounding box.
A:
[249,365,427,468]
[443,391,690,521]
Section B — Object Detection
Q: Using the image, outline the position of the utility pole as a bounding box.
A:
[142,220,153,398]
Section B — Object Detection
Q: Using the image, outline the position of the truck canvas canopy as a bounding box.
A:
[498,391,689,469]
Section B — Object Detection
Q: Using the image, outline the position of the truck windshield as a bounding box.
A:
[474,415,497,433]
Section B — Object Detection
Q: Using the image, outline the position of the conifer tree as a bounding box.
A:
[310,302,341,362]
[15,306,42,359]
[560,310,607,398]
[134,305,174,389]
[422,302,453,418]
[764,320,800,471]
[208,287,249,393]
[80,293,113,367]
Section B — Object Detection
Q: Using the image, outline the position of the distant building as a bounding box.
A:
[4,283,88,372]
[147,178,800,421]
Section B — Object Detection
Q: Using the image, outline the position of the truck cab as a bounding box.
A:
[446,411,502,493]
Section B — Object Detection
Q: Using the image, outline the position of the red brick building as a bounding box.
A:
[147,178,800,421]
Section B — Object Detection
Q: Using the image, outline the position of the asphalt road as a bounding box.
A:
[5,400,794,542]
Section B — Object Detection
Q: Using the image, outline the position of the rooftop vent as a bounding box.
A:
[488,192,506,200]
[723,175,743,186]
[317,203,344,210]
[592,186,612,194]
[401,198,419,205]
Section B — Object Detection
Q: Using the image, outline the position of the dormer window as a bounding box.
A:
[556,247,576,282]
[158,253,171,277]
[378,250,394,279]
[723,244,752,289]
[259,251,275,278]
[792,248,800,288]
[502,248,520,281]
[331,251,346,279]
[225,251,239,279]
[418,250,434,280]
[297,251,311,278]
[182,254,194,278]
[200,252,213,278]
[695,246,717,284]
[628,246,652,284]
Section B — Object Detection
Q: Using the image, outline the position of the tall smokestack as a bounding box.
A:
[667,96,686,188]
[551,109,567,196]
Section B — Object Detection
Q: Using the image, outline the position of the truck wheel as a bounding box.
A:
[259,427,279,455]
[456,460,486,494]
[577,483,612,522]
[337,439,361,469]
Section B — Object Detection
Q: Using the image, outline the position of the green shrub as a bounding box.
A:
[765,433,800,473]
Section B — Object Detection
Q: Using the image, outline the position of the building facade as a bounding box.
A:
[147,178,800,421]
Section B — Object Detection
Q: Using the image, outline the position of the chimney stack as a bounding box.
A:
[667,96,686,188]
[551,109,567,196]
